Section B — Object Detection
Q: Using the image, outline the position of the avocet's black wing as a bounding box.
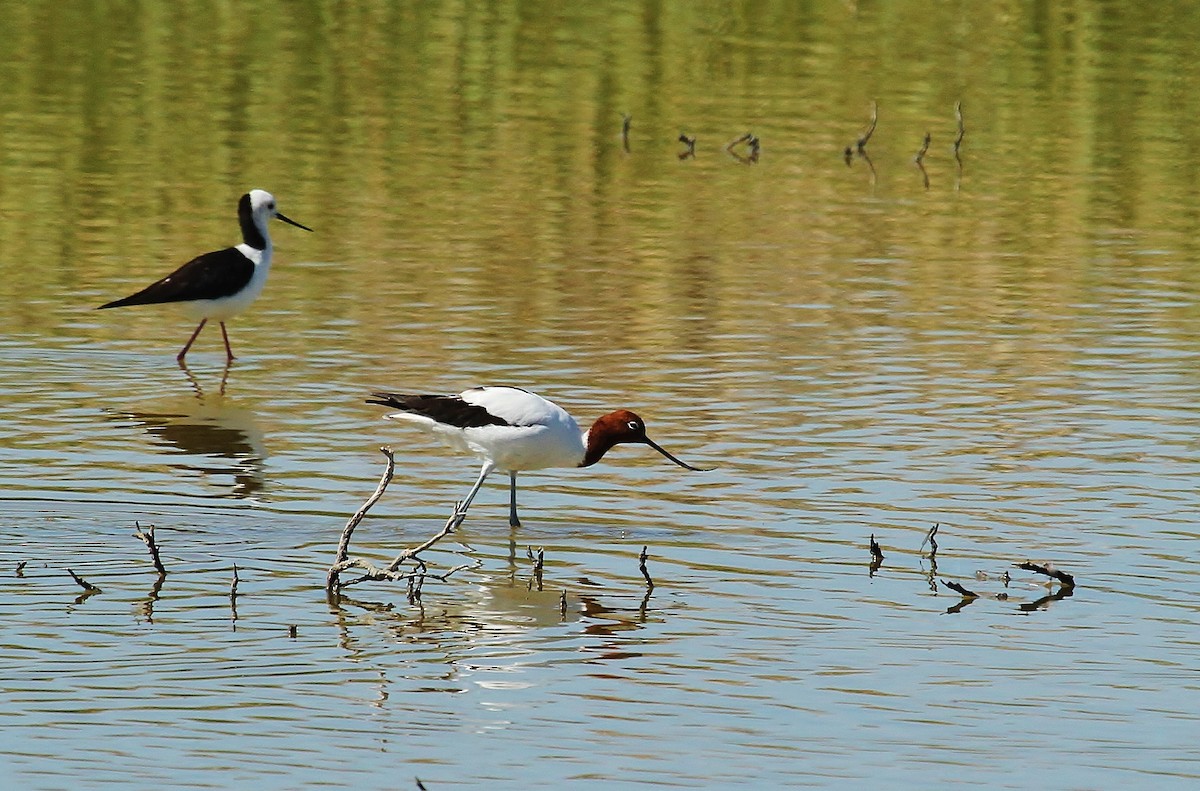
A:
[367,392,511,428]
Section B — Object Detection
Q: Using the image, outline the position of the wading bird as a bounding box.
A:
[367,386,710,526]
[98,189,311,363]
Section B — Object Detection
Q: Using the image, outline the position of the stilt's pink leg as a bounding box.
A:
[219,322,236,362]
[177,319,208,362]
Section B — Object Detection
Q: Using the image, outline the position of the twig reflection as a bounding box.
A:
[135,571,166,623]
[678,133,696,160]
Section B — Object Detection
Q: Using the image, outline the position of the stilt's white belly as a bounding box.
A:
[184,243,269,321]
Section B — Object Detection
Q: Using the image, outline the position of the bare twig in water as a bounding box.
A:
[622,114,632,153]
[953,101,965,191]
[843,145,854,166]
[639,545,655,589]
[920,524,941,592]
[67,568,101,593]
[725,131,759,164]
[869,534,884,576]
[229,564,240,622]
[527,546,544,591]
[725,132,752,151]
[942,579,977,598]
[15,560,27,576]
[953,101,965,155]
[678,133,696,160]
[920,523,940,559]
[1016,561,1076,589]
[856,101,878,153]
[331,447,396,573]
[559,589,568,618]
[915,131,932,190]
[384,515,469,573]
[915,132,931,164]
[288,624,298,639]
[416,777,429,791]
[326,447,474,595]
[133,522,167,576]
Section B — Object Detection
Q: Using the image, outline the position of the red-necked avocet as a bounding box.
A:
[367,386,710,526]
[98,189,312,363]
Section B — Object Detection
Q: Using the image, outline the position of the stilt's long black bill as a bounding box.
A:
[277,213,313,232]
[644,437,713,472]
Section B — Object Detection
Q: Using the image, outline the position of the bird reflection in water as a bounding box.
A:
[109,364,267,498]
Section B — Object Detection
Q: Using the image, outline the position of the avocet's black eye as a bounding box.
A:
[268,202,276,211]
[627,420,640,431]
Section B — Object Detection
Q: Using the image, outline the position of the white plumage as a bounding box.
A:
[368,385,708,526]
[98,189,311,363]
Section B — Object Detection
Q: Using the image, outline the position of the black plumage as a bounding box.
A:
[95,189,310,363]
[98,247,255,309]
[367,392,512,429]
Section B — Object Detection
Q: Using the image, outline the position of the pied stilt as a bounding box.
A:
[98,189,312,363]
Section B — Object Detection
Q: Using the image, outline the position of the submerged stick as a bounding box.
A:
[1016,561,1076,589]
[622,114,632,153]
[915,131,931,164]
[384,505,467,572]
[229,565,240,622]
[639,545,655,589]
[869,534,884,576]
[678,133,696,160]
[67,568,100,593]
[327,448,474,593]
[920,523,940,559]
[856,100,878,153]
[942,579,977,598]
[527,546,544,591]
[725,131,752,151]
[133,522,167,575]
[725,132,759,164]
[332,447,396,571]
[953,100,965,155]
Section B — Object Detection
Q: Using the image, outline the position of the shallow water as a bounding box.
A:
[2,2,1199,788]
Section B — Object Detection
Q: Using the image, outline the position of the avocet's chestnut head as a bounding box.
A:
[238,190,313,248]
[580,409,710,470]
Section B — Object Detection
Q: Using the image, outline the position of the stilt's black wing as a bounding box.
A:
[99,248,255,309]
[366,392,510,428]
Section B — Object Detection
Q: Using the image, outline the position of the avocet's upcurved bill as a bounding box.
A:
[367,386,711,526]
[98,189,312,363]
